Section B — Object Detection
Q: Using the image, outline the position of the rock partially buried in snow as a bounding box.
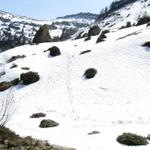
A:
[84,68,97,79]
[142,41,150,48]
[88,131,100,135]
[30,112,46,118]
[7,55,26,63]
[96,31,107,43]
[20,71,40,85]
[39,119,59,128]
[49,46,61,57]
[0,78,20,92]
[116,132,148,146]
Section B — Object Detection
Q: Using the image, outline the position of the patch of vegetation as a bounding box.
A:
[84,68,97,79]
[116,132,148,146]
[20,71,40,85]
[0,126,75,150]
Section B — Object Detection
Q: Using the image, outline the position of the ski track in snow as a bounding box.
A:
[0,24,150,149]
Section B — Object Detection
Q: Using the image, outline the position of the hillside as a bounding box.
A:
[0,22,150,149]
[96,0,150,30]
[0,10,96,51]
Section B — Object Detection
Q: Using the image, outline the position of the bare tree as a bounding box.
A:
[0,88,16,126]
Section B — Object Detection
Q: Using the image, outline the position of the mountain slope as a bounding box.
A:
[96,0,150,30]
[0,23,150,149]
[0,10,96,51]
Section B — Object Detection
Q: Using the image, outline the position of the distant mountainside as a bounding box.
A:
[57,12,98,20]
[0,11,97,51]
[96,0,150,30]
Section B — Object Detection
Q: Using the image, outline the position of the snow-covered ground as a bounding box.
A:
[97,0,150,30]
[0,24,150,150]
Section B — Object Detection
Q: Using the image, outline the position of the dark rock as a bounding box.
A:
[0,78,20,92]
[39,119,59,128]
[96,31,107,43]
[7,55,26,63]
[84,36,91,41]
[0,82,12,91]
[49,46,61,57]
[88,25,101,37]
[88,131,100,135]
[30,113,46,118]
[10,64,18,69]
[11,78,20,86]
[142,41,150,48]
[147,23,150,27]
[32,25,52,44]
[84,68,97,79]
[20,71,40,85]
[79,50,91,55]
[21,67,30,70]
[137,16,150,26]
[60,28,77,41]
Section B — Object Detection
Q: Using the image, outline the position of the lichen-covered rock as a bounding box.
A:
[39,119,59,128]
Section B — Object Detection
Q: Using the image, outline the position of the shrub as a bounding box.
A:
[142,41,150,48]
[30,112,46,118]
[88,25,101,37]
[7,55,26,63]
[0,126,75,149]
[20,71,40,85]
[84,68,97,79]
[79,50,91,55]
[116,132,148,146]
[39,119,59,128]
[49,46,61,57]
[96,31,107,43]
[32,24,52,44]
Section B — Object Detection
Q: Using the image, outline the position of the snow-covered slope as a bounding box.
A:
[0,10,96,51]
[0,23,150,149]
[96,0,150,30]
